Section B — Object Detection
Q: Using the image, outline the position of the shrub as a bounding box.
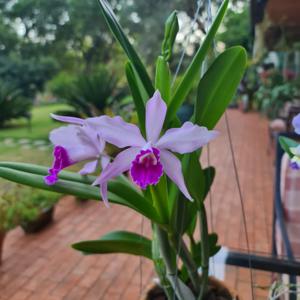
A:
[0,81,32,127]
[0,185,60,231]
[48,67,119,117]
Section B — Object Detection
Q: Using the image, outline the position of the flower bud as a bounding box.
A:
[161,11,179,61]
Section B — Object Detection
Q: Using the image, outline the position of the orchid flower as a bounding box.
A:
[290,146,300,170]
[292,113,300,135]
[44,115,110,202]
[289,113,300,169]
[89,91,219,203]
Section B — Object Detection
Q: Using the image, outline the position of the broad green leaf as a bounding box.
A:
[125,62,146,134]
[97,0,154,97]
[279,136,299,158]
[72,230,152,259]
[0,166,162,223]
[171,152,204,236]
[166,0,229,124]
[195,46,247,129]
[185,151,205,203]
[155,56,171,103]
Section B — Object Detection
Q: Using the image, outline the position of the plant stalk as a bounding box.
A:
[198,202,209,300]
[169,234,201,295]
[155,225,195,300]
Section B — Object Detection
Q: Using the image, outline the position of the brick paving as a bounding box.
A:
[0,110,275,299]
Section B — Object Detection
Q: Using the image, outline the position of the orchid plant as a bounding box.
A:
[0,0,247,299]
[280,113,300,169]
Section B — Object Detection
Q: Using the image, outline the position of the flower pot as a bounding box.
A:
[142,276,239,300]
[21,206,55,234]
[0,231,6,265]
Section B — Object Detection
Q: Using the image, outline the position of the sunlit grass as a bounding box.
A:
[0,103,72,140]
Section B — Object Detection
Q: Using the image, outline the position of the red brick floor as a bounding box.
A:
[0,110,275,299]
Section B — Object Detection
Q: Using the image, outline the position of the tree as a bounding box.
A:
[216,4,251,52]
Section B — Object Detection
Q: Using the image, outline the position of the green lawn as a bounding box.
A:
[0,103,72,140]
[0,104,74,189]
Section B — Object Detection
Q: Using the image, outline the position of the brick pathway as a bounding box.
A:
[0,110,275,299]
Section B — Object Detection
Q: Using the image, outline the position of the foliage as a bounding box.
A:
[0,0,247,299]
[254,80,297,119]
[216,4,251,52]
[49,67,119,117]
[0,81,32,127]
[0,55,59,98]
[0,185,60,231]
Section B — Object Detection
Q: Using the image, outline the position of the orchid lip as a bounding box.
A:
[44,146,72,185]
[130,147,163,189]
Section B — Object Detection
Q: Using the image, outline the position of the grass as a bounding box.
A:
[0,103,72,140]
[0,103,73,189]
[0,103,88,190]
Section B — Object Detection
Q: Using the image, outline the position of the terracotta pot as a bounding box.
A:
[142,276,239,300]
[21,206,55,234]
[0,231,6,265]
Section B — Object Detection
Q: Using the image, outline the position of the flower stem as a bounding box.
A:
[155,225,195,300]
[198,202,209,300]
[169,234,201,295]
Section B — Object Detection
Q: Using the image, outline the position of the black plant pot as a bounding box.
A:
[21,206,55,234]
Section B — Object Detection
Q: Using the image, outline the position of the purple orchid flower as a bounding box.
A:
[44,115,110,204]
[89,91,219,203]
[292,113,300,135]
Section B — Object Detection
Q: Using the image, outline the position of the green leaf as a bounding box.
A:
[185,152,205,203]
[195,46,247,129]
[166,0,229,124]
[155,56,171,103]
[279,136,299,158]
[203,167,216,200]
[72,230,152,259]
[0,166,162,223]
[96,0,154,97]
[0,161,96,184]
[125,62,146,134]
[150,175,169,223]
[208,233,221,257]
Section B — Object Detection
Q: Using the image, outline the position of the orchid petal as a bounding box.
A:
[290,145,300,156]
[50,113,84,125]
[292,113,300,135]
[160,150,192,201]
[79,160,98,175]
[146,90,167,143]
[100,182,109,208]
[100,155,110,169]
[156,122,219,154]
[93,147,141,203]
[87,116,146,148]
[49,125,99,162]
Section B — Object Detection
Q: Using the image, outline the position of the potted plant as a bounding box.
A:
[0,186,37,264]
[0,0,247,298]
[17,187,60,234]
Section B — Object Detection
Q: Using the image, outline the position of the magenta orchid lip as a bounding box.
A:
[130,147,163,189]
